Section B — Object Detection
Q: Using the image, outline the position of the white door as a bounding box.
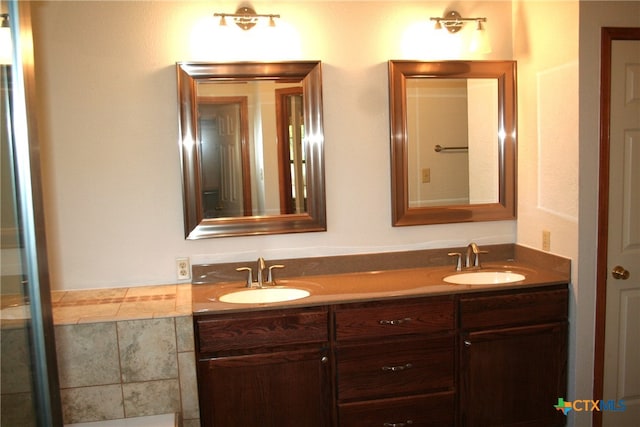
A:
[603,37,640,427]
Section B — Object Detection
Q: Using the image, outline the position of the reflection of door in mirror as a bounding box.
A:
[177,61,326,238]
[406,78,498,208]
[276,87,306,214]
[198,97,252,218]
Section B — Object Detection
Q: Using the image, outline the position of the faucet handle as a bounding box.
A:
[448,252,463,271]
[236,267,253,288]
[267,264,285,284]
[473,248,489,267]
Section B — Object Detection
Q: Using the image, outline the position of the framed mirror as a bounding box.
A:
[177,61,326,239]
[389,60,517,225]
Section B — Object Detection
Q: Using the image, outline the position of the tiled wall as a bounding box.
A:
[55,316,199,427]
[0,323,37,426]
[50,284,199,427]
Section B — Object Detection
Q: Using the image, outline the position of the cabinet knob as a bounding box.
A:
[383,421,413,427]
[464,340,472,347]
[321,356,328,364]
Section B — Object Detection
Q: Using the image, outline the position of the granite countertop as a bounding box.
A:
[191,259,570,315]
[0,245,570,326]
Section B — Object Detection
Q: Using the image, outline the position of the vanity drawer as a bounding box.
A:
[459,286,568,330]
[334,296,454,342]
[338,391,455,427]
[336,336,454,402]
[195,307,328,355]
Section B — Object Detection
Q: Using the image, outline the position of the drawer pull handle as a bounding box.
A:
[379,317,412,326]
[464,340,472,347]
[383,421,413,427]
[382,363,413,372]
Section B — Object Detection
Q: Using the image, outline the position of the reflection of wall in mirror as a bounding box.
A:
[467,79,498,204]
[407,79,469,207]
[407,78,499,207]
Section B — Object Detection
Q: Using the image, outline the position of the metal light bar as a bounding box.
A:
[430,11,486,34]
[214,6,280,31]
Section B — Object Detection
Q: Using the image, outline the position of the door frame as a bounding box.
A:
[593,26,640,427]
[275,86,304,214]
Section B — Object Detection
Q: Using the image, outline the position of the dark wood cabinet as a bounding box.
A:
[334,296,456,427]
[194,284,569,427]
[458,286,568,427]
[194,307,333,427]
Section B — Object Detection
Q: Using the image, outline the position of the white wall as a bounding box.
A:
[31,1,515,290]
[513,0,581,423]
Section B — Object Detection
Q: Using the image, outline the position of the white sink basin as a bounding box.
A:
[219,287,311,304]
[443,271,525,285]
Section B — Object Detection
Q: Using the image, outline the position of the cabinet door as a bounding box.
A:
[198,348,333,427]
[459,322,567,427]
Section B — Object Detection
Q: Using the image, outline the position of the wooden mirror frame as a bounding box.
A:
[389,60,517,226]
[176,61,326,239]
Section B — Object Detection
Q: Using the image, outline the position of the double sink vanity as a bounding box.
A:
[191,244,569,427]
[177,56,565,426]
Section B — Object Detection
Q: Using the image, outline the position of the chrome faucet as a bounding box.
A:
[465,242,487,269]
[236,257,285,288]
[448,252,463,271]
[256,257,267,287]
[448,243,488,272]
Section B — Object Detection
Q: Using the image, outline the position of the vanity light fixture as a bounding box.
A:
[430,10,486,34]
[214,6,280,31]
[430,10,491,53]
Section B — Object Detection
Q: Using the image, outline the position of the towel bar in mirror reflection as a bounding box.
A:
[388,60,517,225]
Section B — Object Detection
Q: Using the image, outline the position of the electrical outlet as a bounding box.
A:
[542,230,551,252]
[421,168,431,183]
[176,257,191,281]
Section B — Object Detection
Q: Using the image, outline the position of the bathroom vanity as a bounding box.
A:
[193,255,569,427]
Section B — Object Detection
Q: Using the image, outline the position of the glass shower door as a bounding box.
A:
[0,1,62,426]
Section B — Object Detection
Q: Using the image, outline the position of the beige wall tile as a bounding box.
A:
[117,318,177,382]
[0,392,36,427]
[51,290,66,303]
[125,285,176,297]
[178,352,199,420]
[1,327,33,394]
[60,384,124,424]
[175,285,192,313]
[116,300,176,319]
[122,379,180,418]
[182,418,201,427]
[175,316,194,352]
[53,303,121,325]
[59,288,128,302]
[55,323,120,388]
